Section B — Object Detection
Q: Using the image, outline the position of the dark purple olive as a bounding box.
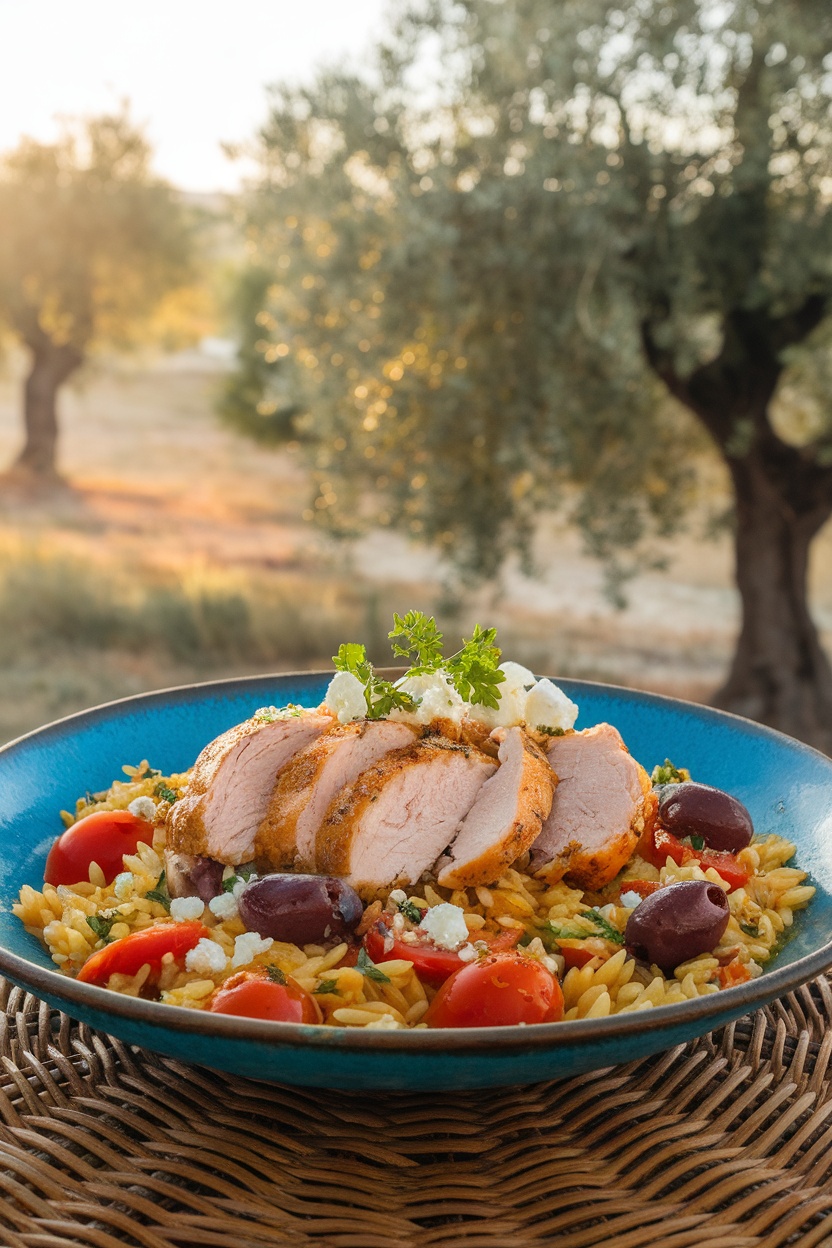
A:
[658,781,753,853]
[624,879,730,972]
[165,852,224,902]
[238,874,364,945]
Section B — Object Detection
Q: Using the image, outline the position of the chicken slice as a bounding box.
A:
[256,719,418,871]
[436,727,557,888]
[531,723,656,890]
[316,738,496,891]
[167,708,334,864]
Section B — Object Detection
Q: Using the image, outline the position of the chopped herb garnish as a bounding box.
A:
[313,978,339,995]
[536,725,565,737]
[398,898,425,924]
[535,919,594,949]
[688,835,706,852]
[333,642,417,720]
[585,910,625,945]
[87,913,117,942]
[651,759,691,786]
[266,965,287,984]
[740,922,760,938]
[146,870,171,911]
[222,864,255,893]
[154,783,178,804]
[356,946,391,983]
[253,704,303,723]
[140,766,161,780]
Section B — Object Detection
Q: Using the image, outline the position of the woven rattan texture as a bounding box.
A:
[2,980,832,1248]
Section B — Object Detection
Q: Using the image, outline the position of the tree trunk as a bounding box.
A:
[714,454,832,754]
[12,340,83,479]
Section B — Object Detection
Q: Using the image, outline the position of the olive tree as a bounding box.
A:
[0,112,192,480]
[228,0,832,750]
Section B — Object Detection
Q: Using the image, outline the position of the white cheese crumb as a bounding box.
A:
[232,874,256,899]
[185,938,227,975]
[113,872,134,901]
[390,671,467,725]
[388,888,407,905]
[209,892,239,920]
[476,661,536,728]
[324,671,367,723]
[619,890,643,910]
[127,796,157,821]
[418,902,470,951]
[457,942,479,962]
[231,931,274,969]
[524,678,579,734]
[169,896,205,922]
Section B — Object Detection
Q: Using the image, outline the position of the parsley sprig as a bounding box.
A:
[146,870,171,912]
[333,643,417,720]
[356,947,391,983]
[87,913,118,942]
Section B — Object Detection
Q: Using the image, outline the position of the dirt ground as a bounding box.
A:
[1,350,831,742]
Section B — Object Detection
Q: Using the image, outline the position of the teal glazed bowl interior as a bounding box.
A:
[1,672,832,1091]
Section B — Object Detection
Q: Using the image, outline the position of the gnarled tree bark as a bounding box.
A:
[13,338,84,480]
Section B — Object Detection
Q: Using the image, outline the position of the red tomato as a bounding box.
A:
[77,921,208,986]
[639,826,750,891]
[209,970,321,1023]
[556,937,619,969]
[424,951,564,1028]
[620,880,662,900]
[716,958,752,989]
[45,810,155,887]
[362,920,521,986]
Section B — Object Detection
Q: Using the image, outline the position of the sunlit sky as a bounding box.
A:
[0,0,388,191]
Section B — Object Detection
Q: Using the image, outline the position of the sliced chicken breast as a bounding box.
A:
[532,723,656,890]
[167,708,334,864]
[317,738,496,891]
[257,719,418,871]
[436,727,557,888]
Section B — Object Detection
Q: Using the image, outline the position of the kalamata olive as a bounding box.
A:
[165,852,224,902]
[624,879,730,972]
[238,874,364,945]
[658,781,753,853]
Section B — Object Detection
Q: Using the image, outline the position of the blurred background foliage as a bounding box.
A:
[1,0,832,748]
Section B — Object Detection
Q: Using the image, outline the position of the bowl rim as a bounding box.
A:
[2,670,832,1055]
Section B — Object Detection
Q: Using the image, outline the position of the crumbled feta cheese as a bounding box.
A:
[388,888,407,905]
[113,872,134,901]
[231,931,274,969]
[390,671,467,725]
[127,796,157,821]
[324,671,368,723]
[364,1014,404,1030]
[524,678,579,734]
[418,902,470,951]
[457,942,479,962]
[232,874,256,899]
[475,661,536,727]
[209,892,239,920]
[170,896,205,922]
[185,938,227,975]
[619,890,643,910]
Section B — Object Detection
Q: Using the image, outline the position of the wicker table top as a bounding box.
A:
[1,977,832,1248]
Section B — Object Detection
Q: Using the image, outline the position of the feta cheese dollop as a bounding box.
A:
[418,902,470,951]
[169,896,205,922]
[524,678,579,734]
[185,938,227,975]
[390,671,467,725]
[324,670,368,723]
[127,796,157,821]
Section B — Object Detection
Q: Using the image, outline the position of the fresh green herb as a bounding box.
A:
[536,725,565,737]
[253,704,302,723]
[266,965,287,984]
[221,864,256,893]
[535,919,593,950]
[651,759,691,786]
[146,870,171,911]
[740,922,760,939]
[333,642,417,719]
[585,910,625,945]
[398,898,425,924]
[444,624,505,709]
[688,835,706,852]
[140,766,161,780]
[154,783,178,804]
[313,978,339,995]
[357,946,391,983]
[87,913,118,942]
[388,611,445,672]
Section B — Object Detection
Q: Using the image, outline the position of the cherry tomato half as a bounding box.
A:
[77,921,208,986]
[424,951,564,1028]
[208,970,321,1023]
[556,937,619,970]
[362,919,521,986]
[638,826,750,892]
[45,810,155,887]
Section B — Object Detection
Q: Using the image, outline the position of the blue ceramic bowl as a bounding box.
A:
[1,673,831,1091]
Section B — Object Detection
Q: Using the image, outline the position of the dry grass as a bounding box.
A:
[1,349,831,743]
